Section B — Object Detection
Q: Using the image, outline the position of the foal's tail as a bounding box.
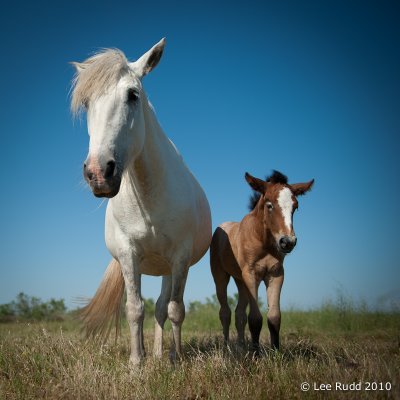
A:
[81,259,125,340]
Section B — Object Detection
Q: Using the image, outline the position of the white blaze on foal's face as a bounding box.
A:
[277,187,294,233]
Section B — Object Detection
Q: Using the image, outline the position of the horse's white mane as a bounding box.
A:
[70,49,131,115]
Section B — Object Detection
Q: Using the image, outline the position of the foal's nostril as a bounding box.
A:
[279,236,296,252]
[104,160,116,179]
[279,237,288,249]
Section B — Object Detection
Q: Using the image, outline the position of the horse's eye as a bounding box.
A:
[266,201,273,210]
[127,89,139,102]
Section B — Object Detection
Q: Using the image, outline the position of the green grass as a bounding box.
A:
[0,303,399,399]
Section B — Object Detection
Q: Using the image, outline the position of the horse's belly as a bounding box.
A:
[139,253,171,276]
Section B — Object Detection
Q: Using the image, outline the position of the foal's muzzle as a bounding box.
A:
[83,158,121,198]
[279,235,297,254]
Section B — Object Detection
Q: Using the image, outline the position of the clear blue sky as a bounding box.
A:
[0,0,399,310]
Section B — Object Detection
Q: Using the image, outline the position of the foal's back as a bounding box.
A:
[210,221,243,281]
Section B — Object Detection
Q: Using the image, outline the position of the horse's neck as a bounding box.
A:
[124,99,176,201]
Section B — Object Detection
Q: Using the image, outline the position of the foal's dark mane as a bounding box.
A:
[248,170,289,210]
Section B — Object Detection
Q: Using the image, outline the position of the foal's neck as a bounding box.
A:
[248,204,282,260]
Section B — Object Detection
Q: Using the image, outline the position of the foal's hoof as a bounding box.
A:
[237,340,246,349]
[250,345,261,358]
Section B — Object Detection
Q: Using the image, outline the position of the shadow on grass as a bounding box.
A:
[180,333,359,370]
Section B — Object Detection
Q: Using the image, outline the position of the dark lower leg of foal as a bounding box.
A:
[267,315,280,350]
[248,301,263,354]
[266,270,284,351]
[216,275,231,343]
[234,279,248,346]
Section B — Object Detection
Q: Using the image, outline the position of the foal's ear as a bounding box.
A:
[245,172,266,193]
[130,38,166,78]
[290,179,314,196]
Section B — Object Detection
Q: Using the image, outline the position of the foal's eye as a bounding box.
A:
[266,201,273,210]
[127,89,139,103]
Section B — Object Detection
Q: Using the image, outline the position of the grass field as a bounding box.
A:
[0,299,399,399]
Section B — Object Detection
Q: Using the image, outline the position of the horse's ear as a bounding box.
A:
[290,179,314,196]
[70,61,85,73]
[130,38,166,78]
[245,172,266,194]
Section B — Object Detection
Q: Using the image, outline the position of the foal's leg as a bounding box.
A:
[215,272,231,343]
[242,270,262,354]
[211,252,231,343]
[168,265,189,361]
[119,255,144,366]
[153,275,172,358]
[265,269,284,350]
[234,278,248,347]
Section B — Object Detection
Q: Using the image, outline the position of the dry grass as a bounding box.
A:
[0,310,399,399]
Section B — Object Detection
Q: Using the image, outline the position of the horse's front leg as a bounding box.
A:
[265,267,284,350]
[119,252,145,366]
[168,261,189,362]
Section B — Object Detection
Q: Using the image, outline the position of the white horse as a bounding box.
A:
[71,38,212,365]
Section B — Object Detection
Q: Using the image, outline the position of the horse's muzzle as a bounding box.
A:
[83,159,121,198]
[279,235,297,254]
[91,178,121,198]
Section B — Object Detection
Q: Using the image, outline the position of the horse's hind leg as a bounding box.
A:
[168,264,189,362]
[154,275,172,358]
[234,278,248,347]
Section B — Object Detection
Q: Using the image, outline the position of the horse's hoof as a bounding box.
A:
[129,356,143,369]
[169,349,182,365]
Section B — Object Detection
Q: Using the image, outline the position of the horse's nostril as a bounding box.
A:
[83,162,94,180]
[104,160,116,179]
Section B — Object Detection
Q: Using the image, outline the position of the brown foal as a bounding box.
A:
[210,171,313,352]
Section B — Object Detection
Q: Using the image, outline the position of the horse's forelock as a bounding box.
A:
[70,49,130,115]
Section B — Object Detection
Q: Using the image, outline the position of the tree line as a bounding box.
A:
[0,293,66,322]
[0,292,266,323]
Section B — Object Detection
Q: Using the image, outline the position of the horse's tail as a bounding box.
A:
[81,259,125,340]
